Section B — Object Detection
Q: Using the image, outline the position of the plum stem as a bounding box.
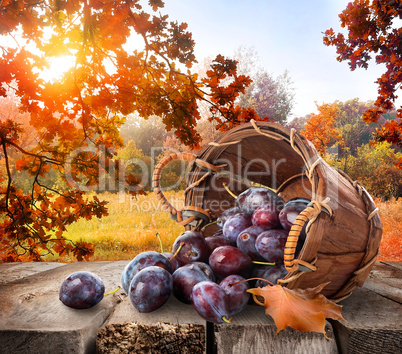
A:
[249,181,277,193]
[222,316,233,323]
[156,232,163,253]
[105,286,120,296]
[170,242,184,261]
[252,261,276,266]
[231,277,275,287]
[201,219,218,231]
[249,277,275,286]
[223,183,237,199]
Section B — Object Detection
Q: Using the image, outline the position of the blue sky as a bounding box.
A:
[160,0,399,119]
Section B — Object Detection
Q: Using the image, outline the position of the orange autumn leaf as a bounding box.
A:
[248,283,345,336]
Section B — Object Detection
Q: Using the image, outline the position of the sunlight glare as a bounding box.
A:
[40,55,76,82]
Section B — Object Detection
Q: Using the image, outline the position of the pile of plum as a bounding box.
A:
[59,187,310,324]
[120,187,310,323]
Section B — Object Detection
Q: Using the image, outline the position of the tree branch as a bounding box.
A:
[4,138,62,165]
[1,137,14,219]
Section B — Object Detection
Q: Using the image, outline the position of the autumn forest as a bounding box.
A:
[0,0,401,262]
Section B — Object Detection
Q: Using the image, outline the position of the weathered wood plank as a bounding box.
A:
[383,262,402,271]
[0,261,127,354]
[362,261,402,303]
[102,291,205,326]
[331,287,402,354]
[213,304,338,354]
[0,262,66,285]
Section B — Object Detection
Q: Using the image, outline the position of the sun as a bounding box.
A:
[40,55,76,82]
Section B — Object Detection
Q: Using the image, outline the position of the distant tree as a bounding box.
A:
[233,46,263,79]
[196,118,223,146]
[161,118,223,155]
[120,115,169,157]
[301,102,343,156]
[301,99,398,158]
[286,115,309,133]
[160,118,223,190]
[348,142,402,200]
[334,99,374,156]
[302,99,400,174]
[117,139,144,161]
[157,132,190,192]
[324,0,402,155]
[248,71,294,123]
[233,46,295,123]
[117,139,151,191]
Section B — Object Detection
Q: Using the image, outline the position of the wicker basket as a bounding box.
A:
[152,120,382,301]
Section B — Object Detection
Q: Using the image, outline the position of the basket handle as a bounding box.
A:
[153,152,197,216]
[283,201,325,273]
[152,152,220,226]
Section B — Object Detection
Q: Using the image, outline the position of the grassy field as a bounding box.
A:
[45,191,401,263]
[44,191,186,262]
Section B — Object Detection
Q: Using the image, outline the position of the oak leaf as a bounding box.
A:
[248,283,345,337]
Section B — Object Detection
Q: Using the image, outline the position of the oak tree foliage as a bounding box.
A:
[0,0,263,261]
[324,0,402,156]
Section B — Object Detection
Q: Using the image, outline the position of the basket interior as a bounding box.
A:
[186,129,314,235]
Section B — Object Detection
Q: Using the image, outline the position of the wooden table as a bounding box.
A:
[0,261,400,354]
